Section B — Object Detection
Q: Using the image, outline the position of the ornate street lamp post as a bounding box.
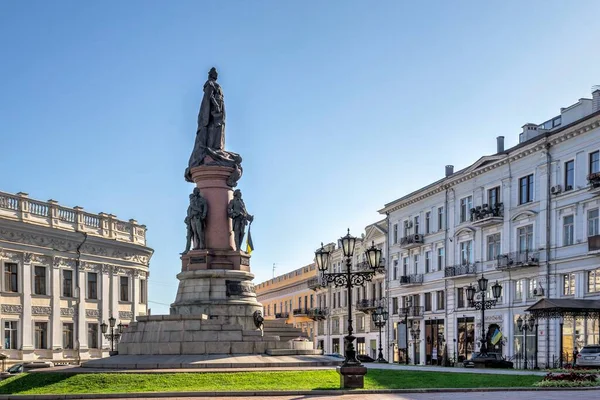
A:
[517,314,535,370]
[101,316,124,355]
[465,275,502,356]
[315,232,384,388]
[409,324,421,365]
[371,300,389,363]
[401,298,412,365]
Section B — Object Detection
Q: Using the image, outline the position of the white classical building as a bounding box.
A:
[0,191,153,364]
[380,88,600,368]
[312,220,388,359]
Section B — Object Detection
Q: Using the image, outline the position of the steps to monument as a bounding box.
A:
[265,349,324,356]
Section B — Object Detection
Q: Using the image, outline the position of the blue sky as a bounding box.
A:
[1,1,599,314]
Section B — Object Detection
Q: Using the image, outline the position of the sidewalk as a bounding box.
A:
[366,363,548,376]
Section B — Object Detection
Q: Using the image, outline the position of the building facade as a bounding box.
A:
[0,191,153,364]
[312,220,387,359]
[380,88,600,368]
[255,263,318,339]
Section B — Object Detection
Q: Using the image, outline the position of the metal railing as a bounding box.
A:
[399,305,424,318]
[444,263,477,278]
[470,203,503,222]
[292,308,308,316]
[399,274,424,285]
[400,234,424,247]
[275,312,290,319]
[588,172,600,188]
[497,251,540,269]
[307,307,328,320]
[356,298,380,312]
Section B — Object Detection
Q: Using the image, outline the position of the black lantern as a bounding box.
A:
[118,322,125,334]
[100,322,108,334]
[108,316,116,328]
[517,315,524,331]
[315,243,330,272]
[340,229,357,258]
[465,285,476,302]
[528,315,535,330]
[477,275,488,292]
[365,241,382,270]
[492,280,502,299]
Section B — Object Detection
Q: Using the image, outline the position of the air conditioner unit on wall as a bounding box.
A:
[533,287,545,296]
[551,185,562,195]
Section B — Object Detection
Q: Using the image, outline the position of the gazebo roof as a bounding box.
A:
[526,298,600,319]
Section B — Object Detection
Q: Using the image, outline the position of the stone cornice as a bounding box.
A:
[380,115,600,215]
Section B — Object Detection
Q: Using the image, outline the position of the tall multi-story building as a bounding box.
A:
[0,191,153,364]
[255,263,318,339]
[380,88,600,367]
[312,220,387,359]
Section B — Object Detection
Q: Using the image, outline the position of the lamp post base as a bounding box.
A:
[336,365,367,389]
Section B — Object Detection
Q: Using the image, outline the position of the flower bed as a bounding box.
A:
[534,372,599,387]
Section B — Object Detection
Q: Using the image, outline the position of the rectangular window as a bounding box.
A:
[140,279,147,304]
[414,216,420,234]
[88,323,99,349]
[487,233,501,261]
[425,212,431,234]
[333,292,337,308]
[63,323,74,349]
[437,247,444,271]
[460,241,473,265]
[564,160,574,191]
[392,297,399,314]
[87,272,98,300]
[34,322,48,349]
[563,215,574,246]
[393,224,398,244]
[488,186,500,206]
[424,292,432,311]
[456,288,464,308]
[588,209,599,237]
[519,174,534,204]
[62,269,73,297]
[425,251,432,273]
[4,262,18,292]
[393,259,398,280]
[437,290,445,310]
[588,269,600,293]
[590,150,600,174]
[563,273,575,296]
[4,321,17,349]
[438,207,444,231]
[34,266,46,295]
[518,225,534,253]
[528,278,538,298]
[120,276,129,302]
[460,196,473,223]
[515,280,523,302]
[413,255,419,274]
[402,257,408,276]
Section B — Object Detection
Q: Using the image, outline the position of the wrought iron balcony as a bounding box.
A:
[400,234,424,249]
[356,299,380,313]
[275,312,289,319]
[589,235,600,255]
[444,262,477,278]
[588,172,600,190]
[307,307,329,321]
[470,203,504,227]
[292,308,308,316]
[307,277,322,291]
[399,305,424,318]
[399,274,423,286]
[497,251,540,269]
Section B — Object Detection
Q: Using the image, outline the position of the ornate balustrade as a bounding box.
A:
[444,262,477,278]
[275,312,289,319]
[399,274,424,285]
[497,251,540,269]
[470,203,504,227]
[0,190,146,246]
[307,307,328,321]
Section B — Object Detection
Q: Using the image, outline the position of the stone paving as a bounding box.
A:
[366,363,548,376]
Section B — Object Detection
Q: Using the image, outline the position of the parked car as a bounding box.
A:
[7,364,24,374]
[463,352,513,369]
[357,354,376,363]
[576,345,600,368]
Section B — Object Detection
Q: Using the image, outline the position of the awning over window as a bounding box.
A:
[525,298,600,319]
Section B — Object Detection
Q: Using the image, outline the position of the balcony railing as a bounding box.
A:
[275,312,290,319]
[399,274,424,285]
[293,308,308,316]
[589,235,600,254]
[307,277,322,291]
[356,299,381,313]
[588,172,600,189]
[497,251,540,269]
[400,234,424,249]
[307,307,328,321]
[444,262,477,278]
[399,306,424,318]
[0,190,146,246]
[470,203,503,227]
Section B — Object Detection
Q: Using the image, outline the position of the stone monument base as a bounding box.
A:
[336,365,368,389]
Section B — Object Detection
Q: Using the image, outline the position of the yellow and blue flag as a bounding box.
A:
[245,224,254,254]
[491,328,502,345]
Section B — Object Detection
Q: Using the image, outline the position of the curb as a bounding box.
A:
[1,387,599,399]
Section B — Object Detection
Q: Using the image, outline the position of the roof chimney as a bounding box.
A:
[593,86,600,112]
[519,123,539,143]
[496,136,505,153]
[445,165,454,177]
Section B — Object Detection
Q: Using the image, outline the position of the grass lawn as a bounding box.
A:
[0,370,543,395]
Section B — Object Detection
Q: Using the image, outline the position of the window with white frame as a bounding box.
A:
[564,160,575,191]
[88,323,99,349]
[403,221,409,237]
[140,279,147,304]
[518,225,533,253]
[590,150,600,174]
[413,254,419,274]
[438,207,444,231]
[34,266,46,295]
[34,322,48,349]
[460,196,473,223]
[487,233,501,261]
[519,174,534,205]
[393,259,398,280]
[120,276,129,302]
[425,212,431,234]
[437,247,444,271]
[402,257,409,276]
[563,215,574,246]
[515,280,523,302]
[425,251,432,273]
[437,290,445,310]
[393,224,398,244]
[87,272,98,300]
[488,186,500,206]
[62,269,73,298]
[588,209,599,237]
[528,278,538,298]
[563,273,575,296]
[456,287,465,308]
[4,262,18,293]
[414,216,420,234]
[588,268,600,293]
[4,321,18,349]
[63,323,74,349]
[459,241,473,265]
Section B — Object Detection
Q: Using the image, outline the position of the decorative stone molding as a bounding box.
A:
[31,306,52,315]
[23,252,33,263]
[101,264,111,274]
[112,266,123,275]
[119,311,133,320]
[53,257,62,268]
[31,254,49,264]
[0,250,20,262]
[1,304,23,314]
[86,309,100,318]
[60,307,76,317]
[133,270,147,278]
